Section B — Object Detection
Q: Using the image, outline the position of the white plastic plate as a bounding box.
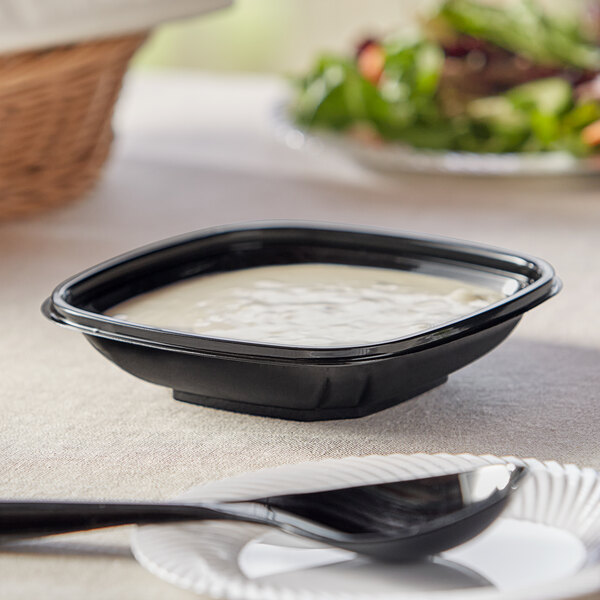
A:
[132,453,600,600]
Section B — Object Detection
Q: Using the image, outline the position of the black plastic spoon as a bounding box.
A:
[0,464,525,561]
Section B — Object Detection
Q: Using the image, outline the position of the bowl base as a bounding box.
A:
[172,376,448,421]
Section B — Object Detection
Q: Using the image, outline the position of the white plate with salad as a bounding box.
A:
[283,0,600,176]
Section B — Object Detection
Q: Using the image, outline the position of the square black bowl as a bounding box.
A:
[43,223,560,421]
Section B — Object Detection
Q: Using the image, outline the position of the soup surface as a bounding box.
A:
[107,263,504,347]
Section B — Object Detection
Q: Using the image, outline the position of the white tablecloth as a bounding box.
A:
[1,72,599,599]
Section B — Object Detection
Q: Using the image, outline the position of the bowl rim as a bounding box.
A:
[42,222,560,362]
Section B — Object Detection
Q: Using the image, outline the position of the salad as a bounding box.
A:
[292,0,600,155]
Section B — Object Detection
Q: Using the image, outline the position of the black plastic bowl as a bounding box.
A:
[43,224,560,421]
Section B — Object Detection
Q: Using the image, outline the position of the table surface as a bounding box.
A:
[1,72,599,600]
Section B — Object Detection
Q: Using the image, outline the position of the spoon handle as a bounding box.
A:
[0,501,241,540]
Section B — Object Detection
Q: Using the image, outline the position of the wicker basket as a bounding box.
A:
[0,33,146,221]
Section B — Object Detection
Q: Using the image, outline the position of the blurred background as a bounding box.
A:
[133,0,428,73]
[1,0,598,221]
[133,0,586,73]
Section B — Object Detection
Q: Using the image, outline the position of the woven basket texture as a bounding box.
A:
[0,33,146,221]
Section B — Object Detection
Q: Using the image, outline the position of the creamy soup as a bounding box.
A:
[107,263,504,347]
